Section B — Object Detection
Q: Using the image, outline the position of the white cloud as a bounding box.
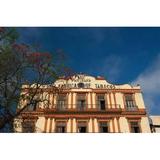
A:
[100,55,124,81]
[88,54,125,83]
[132,54,160,114]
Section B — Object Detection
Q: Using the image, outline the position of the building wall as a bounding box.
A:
[14,74,151,133]
[150,116,160,133]
[14,116,151,133]
[134,92,145,109]
[150,116,160,125]
[141,117,151,133]
[115,93,125,109]
[24,90,147,110]
[119,117,130,133]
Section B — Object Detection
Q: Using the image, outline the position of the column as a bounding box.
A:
[87,93,91,109]
[67,119,71,133]
[92,118,95,133]
[113,118,118,133]
[52,119,55,132]
[68,93,71,109]
[46,118,50,133]
[90,92,93,109]
[108,93,112,108]
[106,93,110,108]
[94,118,99,133]
[113,93,117,108]
[112,118,115,133]
[88,118,92,132]
[44,117,48,133]
[72,93,76,109]
[116,117,121,133]
[109,120,113,132]
[110,93,115,109]
[92,93,96,109]
[49,118,53,133]
[72,118,76,132]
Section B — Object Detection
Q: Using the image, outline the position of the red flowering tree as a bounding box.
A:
[0,28,72,132]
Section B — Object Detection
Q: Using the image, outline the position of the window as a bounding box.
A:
[27,99,38,111]
[97,95,106,110]
[55,121,66,133]
[77,94,86,111]
[77,121,87,133]
[57,95,66,110]
[25,94,40,111]
[99,122,109,133]
[78,82,85,88]
[22,120,35,133]
[130,121,141,133]
[125,94,136,111]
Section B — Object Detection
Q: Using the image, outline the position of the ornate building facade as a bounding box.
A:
[14,74,151,133]
[149,116,160,133]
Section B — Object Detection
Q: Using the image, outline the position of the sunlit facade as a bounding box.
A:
[150,116,160,133]
[14,74,151,133]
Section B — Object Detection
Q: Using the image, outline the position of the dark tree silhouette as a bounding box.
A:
[0,27,73,132]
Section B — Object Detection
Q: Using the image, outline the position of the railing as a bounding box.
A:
[125,105,138,111]
[19,104,142,113]
[56,105,68,111]
[40,104,122,112]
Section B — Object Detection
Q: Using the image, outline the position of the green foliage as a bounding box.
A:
[0,27,19,45]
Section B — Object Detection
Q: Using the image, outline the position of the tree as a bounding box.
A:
[0,27,73,132]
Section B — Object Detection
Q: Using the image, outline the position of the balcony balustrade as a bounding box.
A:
[125,105,138,111]
[18,104,142,113]
[36,104,122,112]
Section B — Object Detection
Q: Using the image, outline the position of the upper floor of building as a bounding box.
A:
[18,74,147,114]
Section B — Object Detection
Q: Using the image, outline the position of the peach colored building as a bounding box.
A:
[150,116,160,133]
[14,74,151,133]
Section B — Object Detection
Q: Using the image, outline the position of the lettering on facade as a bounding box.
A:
[57,76,116,89]
[95,84,115,89]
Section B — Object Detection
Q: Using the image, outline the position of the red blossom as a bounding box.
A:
[44,52,51,59]
[27,52,52,67]
[12,43,29,57]
[29,52,42,57]
[29,52,51,58]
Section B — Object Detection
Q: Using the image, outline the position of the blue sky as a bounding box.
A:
[17,27,160,115]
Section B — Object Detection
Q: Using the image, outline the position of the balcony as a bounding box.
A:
[125,105,138,111]
[19,104,146,118]
[19,104,142,114]
[38,104,122,113]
